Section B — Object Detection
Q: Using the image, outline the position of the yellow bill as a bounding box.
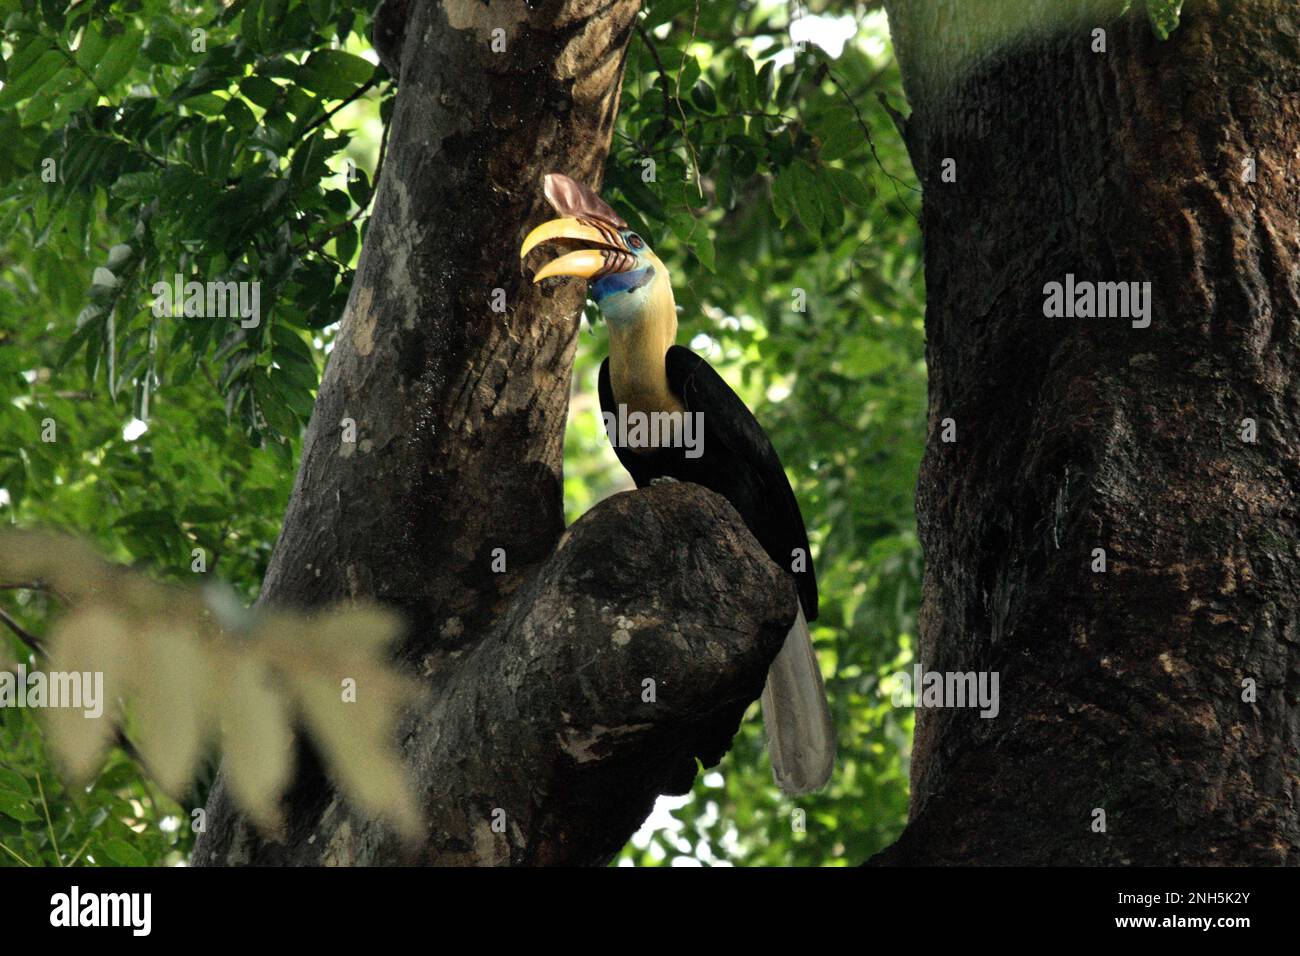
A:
[520,216,632,284]
[519,217,622,260]
[531,249,609,283]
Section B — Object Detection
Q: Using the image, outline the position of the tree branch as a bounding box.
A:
[192,0,653,866]
[0,607,44,656]
[193,482,796,865]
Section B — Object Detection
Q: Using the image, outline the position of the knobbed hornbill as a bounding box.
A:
[520,173,835,795]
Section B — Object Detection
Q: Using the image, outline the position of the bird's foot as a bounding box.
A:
[649,476,679,486]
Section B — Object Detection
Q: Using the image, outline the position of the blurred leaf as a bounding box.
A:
[93,27,143,90]
[298,50,374,99]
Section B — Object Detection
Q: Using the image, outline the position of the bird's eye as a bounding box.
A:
[627,233,644,250]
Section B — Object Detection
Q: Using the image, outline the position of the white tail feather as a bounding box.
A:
[760,602,835,795]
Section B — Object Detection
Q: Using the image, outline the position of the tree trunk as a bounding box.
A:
[874,0,1300,864]
[192,0,798,867]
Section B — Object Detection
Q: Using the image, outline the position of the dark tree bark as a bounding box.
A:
[874,0,1300,864]
[198,483,793,865]
[192,0,798,866]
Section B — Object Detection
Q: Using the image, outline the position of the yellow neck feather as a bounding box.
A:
[608,263,683,415]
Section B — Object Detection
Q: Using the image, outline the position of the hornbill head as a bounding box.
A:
[519,173,666,327]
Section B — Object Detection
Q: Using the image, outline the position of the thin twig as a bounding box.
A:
[113,726,149,773]
[643,11,703,197]
[635,20,676,146]
[678,2,704,198]
[0,607,46,656]
[300,76,379,138]
[371,101,391,196]
[0,840,31,867]
[35,773,62,864]
[823,61,918,219]
[66,835,93,867]
[296,96,391,256]
[0,607,150,773]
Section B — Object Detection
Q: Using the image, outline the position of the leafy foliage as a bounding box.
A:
[0,0,386,460]
[575,0,923,866]
[0,0,385,866]
[0,530,424,842]
[1140,0,1185,39]
[1,0,925,866]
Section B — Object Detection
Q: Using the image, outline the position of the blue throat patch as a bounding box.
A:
[592,265,655,302]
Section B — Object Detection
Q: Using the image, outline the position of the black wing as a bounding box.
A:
[597,347,818,619]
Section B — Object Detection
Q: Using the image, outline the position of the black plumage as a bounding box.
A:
[598,345,818,620]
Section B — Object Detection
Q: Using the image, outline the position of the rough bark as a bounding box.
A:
[196,483,794,866]
[191,0,793,866]
[875,0,1300,864]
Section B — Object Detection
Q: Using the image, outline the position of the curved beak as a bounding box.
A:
[519,217,632,283]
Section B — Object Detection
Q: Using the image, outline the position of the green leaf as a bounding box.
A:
[757,60,777,101]
[690,80,717,114]
[111,171,162,203]
[826,166,872,208]
[678,56,701,95]
[141,35,182,65]
[0,49,64,107]
[6,35,57,82]
[789,161,822,233]
[298,50,374,99]
[0,769,32,795]
[775,63,805,109]
[252,371,297,436]
[1146,0,1184,39]
[224,98,257,134]
[240,75,281,109]
[335,223,358,265]
[643,0,694,28]
[735,53,758,110]
[691,229,715,272]
[56,307,105,369]
[818,113,867,163]
[0,790,38,823]
[183,93,227,115]
[101,837,147,866]
[817,173,843,232]
[289,132,329,190]
[313,50,374,84]
[346,166,371,207]
[307,0,334,27]
[113,509,182,538]
[92,27,143,90]
[771,167,795,227]
[74,24,110,70]
[243,0,266,51]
